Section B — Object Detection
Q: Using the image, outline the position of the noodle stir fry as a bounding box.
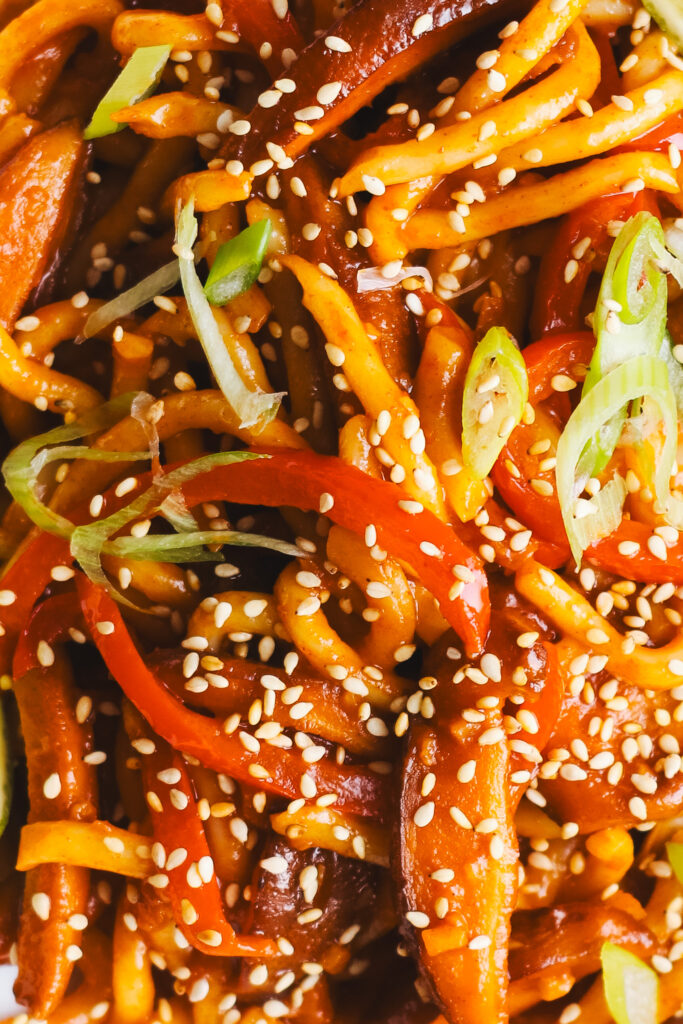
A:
[2,0,683,1021]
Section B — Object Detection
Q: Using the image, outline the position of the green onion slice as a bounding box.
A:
[69,450,298,606]
[571,473,628,556]
[667,841,683,884]
[2,394,149,539]
[84,45,172,140]
[176,201,283,431]
[461,325,528,480]
[556,355,677,564]
[601,942,658,1024]
[81,260,180,340]
[204,219,272,306]
[581,213,668,475]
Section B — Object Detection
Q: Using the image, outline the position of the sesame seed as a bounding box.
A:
[43,773,61,799]
[31,892,51,920]
[325,35,351,52]
[406,910,430,928]
[412,13,433,36]
[629,796,648,820]
[413,802,435,827]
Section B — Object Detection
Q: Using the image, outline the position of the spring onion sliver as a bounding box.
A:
[81,260,180,339]
[572,474,627,555]
[643,0,683,52]
[105,530,300,562]
[556,355,677,564]
[667,841,683,884]
[70,450,270,605]
[204,219,272,306]
[601,942,658,1024]
[176,201,283,431]
[84,45,172,140]
[2,394,148,539]
[461,325,528,480]
[582,213,669,475]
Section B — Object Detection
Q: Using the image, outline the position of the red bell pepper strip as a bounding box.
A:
[180,450,489,658]
[0,450,488,673]
[13,592,84,677]
[127,714,277,958]
[587,520,683,584]
[530,190,659,339]
[492,407,570,550]
[522,331,595,406]
[77,574,389,820]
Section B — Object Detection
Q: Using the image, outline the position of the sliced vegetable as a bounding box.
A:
[582,213,668,474]
[176,201,283,430]
[572,474,628,555]
[2,394,149,539]
[84,45,172,140]
[78,574,389,820]
[104,529,299,563]
[81,260,180,339]
[69,451,267,603]
[601,941,658,1024]
[643,0,683,52]
[461,326,528,479]
[203,219,271,306]
[667,841,683,884]
[556,355,677,564]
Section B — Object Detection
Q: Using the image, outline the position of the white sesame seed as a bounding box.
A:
[412,13,433,36]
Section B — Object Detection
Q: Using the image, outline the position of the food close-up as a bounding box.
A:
[4,0,683,1022]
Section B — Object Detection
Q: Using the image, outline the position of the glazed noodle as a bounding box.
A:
[3,0,683,1022]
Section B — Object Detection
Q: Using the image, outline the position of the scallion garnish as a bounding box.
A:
[461,325,528,480]
[204,219,272,306]
[69,450,299,606]
[556,355,677,564]
[601,941,658,1024]
[581,213,668,475]
[84,45,172,140]
[82,260,180,340]
[176,201,283,431]
[1,394,150,539]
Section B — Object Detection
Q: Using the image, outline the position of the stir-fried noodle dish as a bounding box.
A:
[8,0,683,1021]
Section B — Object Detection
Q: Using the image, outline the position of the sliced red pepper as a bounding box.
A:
[77,575,389,820]
[530,190,659,339]
[0,122,83,328]
[492,406,569,549]
[522,331,595,406]
[587,520,683,584]
[181,451,489,657]
[0,450,488,674]
[127,712,277,958]
[231,0,519,165]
